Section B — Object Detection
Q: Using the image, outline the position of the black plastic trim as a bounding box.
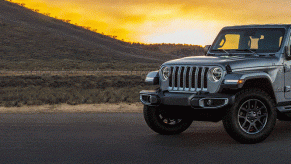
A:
[140,89,235,109]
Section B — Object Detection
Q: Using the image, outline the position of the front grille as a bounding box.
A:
[168,66,209,92]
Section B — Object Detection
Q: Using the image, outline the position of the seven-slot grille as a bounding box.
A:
[168,66,209,92]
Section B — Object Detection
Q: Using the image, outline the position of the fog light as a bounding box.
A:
[206,99,212,106]
[140,94,159,105]
[199,98,228,108]
[141,95,151,104]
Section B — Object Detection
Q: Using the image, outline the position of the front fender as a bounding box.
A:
[240,72,273,82]
[145,71,159,85]
[222,72,273,89]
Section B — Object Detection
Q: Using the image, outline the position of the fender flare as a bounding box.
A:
[223,72,273,88]
[145,71,159,85]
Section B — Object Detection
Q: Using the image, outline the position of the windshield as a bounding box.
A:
[211,28,285,53]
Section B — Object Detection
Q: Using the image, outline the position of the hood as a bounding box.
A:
[163,55,281,71]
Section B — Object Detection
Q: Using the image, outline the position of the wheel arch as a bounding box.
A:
[241,78,276,104]
[223,72,276,104]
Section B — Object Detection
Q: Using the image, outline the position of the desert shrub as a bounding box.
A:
[0,75,156,106]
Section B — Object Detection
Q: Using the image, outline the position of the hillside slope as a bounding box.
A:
[0,0,183,71]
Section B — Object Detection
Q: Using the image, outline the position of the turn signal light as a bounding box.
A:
[238,79,244,84]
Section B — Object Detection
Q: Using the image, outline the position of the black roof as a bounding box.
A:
[222,24,291,30]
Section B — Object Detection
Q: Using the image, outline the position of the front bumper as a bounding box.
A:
[140,90,235,109]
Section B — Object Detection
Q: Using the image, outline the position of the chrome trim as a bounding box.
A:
[177,67,182,89]
[183,66,187,90]
[168,66,210,92]
[201,67,206,89]
[172,66,176,90]
[195,67,199,91]
[189,67,193,91]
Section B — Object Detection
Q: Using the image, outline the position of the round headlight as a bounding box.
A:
[161,66,170,81]
[208,67,223,82]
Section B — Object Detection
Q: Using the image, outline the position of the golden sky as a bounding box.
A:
[11,0,291,45]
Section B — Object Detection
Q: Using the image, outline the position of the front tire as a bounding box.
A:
[143,105,193,135]
[223,89,276,144]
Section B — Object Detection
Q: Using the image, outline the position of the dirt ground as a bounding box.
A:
[0,103,144,113]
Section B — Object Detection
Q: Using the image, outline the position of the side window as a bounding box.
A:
[285,35,291,61]
[218,34,240,49]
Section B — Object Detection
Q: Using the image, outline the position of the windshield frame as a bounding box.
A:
[209,27,286,54]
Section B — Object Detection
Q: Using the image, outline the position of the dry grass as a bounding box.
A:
[0,70,149,76]
[0,75,157,107]
[0,103,143,113]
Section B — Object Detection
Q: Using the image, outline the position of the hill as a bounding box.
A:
[0,0,203,71]
[0,0,204,107]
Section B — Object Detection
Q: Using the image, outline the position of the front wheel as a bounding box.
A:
[223,89,276,144]
[143,105,193,135]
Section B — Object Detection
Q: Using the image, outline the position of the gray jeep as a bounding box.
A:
[140,24,291,144]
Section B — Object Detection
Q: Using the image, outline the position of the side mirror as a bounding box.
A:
[204,45,211,55]
[285,45,291,60]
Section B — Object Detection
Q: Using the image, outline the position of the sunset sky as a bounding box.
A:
[11,0,291,45]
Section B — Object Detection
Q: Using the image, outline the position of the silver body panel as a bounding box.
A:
[142,24,291,111]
